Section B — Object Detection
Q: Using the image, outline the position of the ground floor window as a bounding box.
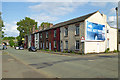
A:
[76,40,79,50]
[65,41,68,49]
[54,41,57,48]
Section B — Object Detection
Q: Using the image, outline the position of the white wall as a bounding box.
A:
[84,11,107,53]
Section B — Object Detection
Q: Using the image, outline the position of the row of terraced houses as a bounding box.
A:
[24,11,117,54]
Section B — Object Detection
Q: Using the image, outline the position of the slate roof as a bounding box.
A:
[34,11,98,33]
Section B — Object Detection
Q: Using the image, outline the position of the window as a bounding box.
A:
[40,42,42,48]
[65,27,68,36]
[65,41,68,49]
[46,32,48,38]
[40,33,42,38]
[54,30,56,37]
[107,30,109,33]
[76,26,79,35]
[76,40,79,50]
[54,41,57,48]
[46,41,48,48]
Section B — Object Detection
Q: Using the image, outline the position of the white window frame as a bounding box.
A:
[75,40,80,50]
[54,30,56,37]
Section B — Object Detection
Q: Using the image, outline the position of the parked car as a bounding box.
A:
[3,45,7,50]
[15,46,19,50]
[19,46,24,50]
[28,46,37,52]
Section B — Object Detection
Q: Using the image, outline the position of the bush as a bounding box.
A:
[9,39,15,47]
[45,49,49,51]
[113,50,118,53]
[55,49,57,52]
[105,48,110,53]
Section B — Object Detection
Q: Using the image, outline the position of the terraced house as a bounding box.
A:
[25,11,117,54]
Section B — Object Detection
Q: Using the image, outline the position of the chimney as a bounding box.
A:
[32,25,35,33]
[49,23,53,28]
[43,24,48,29]
[39,26,42,31]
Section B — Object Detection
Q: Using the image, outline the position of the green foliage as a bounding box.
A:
[113,50,118,53]
[3,37,15,40]
[17,17,37,46]
[105,48,110,53]
[55,49,57,52]
[41,22,51,29]
[45,49,50,51]
[0,12,5,39]
[63,50,68,53]
[17,17,38,38]
[9,39,15,47]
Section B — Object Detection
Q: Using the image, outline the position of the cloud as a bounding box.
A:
[107,16,117,28]
[90,2,107,7]
[4,21,19,37]
[28,13,59,25]
[29,2,86,16]
[109,8,116,15]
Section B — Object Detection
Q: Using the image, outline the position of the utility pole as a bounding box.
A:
[115,7,119,51]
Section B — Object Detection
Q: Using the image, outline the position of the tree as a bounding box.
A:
[17,17,37,37]
[0,12,5,44]
[9,39,15,47]
[41,22,51,29]
[3,37,15,40]
[16,17,37,46]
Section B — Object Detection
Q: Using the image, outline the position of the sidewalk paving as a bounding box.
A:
[37,49,118,57]
[2,51,48,78]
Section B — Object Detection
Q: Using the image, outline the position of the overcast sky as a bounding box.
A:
[1,2,118,37]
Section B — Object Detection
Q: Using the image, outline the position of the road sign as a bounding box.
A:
[81,36,85,42]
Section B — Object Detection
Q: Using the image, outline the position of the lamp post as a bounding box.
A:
[115,7,119,51]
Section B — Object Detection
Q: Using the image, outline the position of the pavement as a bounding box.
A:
[2,47,118,78]
[2,51,48,78]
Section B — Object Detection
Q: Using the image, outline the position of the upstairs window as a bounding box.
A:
[54,30,56,37]
[40,33,42,38]
[76,26,79,35]
[46,32,48,38]
[107,30,109,33]
[65,27,68,36]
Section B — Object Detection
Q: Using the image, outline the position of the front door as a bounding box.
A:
[49,42,51,50]
[61,41,63,52]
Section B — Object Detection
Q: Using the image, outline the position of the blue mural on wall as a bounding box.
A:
[86,21,105,41]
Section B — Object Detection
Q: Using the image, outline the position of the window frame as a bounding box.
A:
[64,27,68,37]
[54,30,57,37]
[75,26,79,35]
[75,40,80,50]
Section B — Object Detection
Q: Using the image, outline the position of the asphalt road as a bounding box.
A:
[3,47,118,78]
